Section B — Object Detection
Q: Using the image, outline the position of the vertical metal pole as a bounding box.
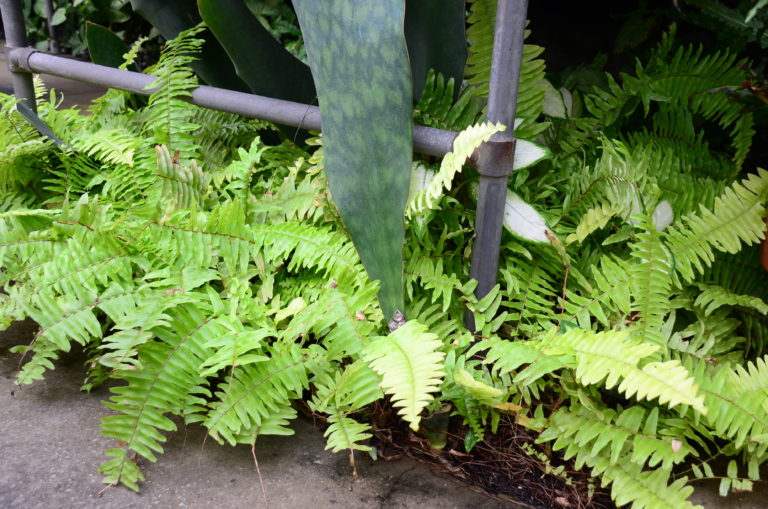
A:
[1,0,37,112]
[44,0,60,54]
[466,0,528,331]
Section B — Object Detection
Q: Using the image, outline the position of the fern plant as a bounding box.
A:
[1,14,767,509]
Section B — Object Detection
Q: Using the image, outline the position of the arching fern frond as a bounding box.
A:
[413,70,483,131]
[204,343,315,446]
[407,121,503,218]
[100,303,219,490]
[693,284,768,317]
[482,328,706,411]
[664,168,768,283]
[142,25,205,164]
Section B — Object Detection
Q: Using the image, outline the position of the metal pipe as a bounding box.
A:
[43,0,59,54]
[9,50,458,158]
[0,0,37,112]
[466,0,529,330]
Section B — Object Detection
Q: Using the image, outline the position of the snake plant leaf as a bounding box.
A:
[129,0,248,92]
[404,0,467,102]
[197,0,316,105]
[86,22,138,72]
[293,0,413,322]
[15,102,67,147]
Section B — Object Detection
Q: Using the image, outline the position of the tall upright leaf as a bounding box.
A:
[197,0,316,104]
[129,0,249,92]
[404,0,467,102]
[293,0,413,322]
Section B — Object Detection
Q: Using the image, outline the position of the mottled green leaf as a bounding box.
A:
[294,0,413,321]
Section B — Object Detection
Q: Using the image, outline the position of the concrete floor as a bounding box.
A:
[1,40,767,509]
[0,320,511,509]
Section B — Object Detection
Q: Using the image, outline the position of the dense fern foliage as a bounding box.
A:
[1,17,767,509]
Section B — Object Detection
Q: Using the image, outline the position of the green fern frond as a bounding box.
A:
[465,0,546,123]
[689,356,768,448]
[591,450,700,509]
[204,343,314,446]
[100,304,218,489]
[405,245,463,313]
[694,284,768,317]
[499,245,563,336]
[282,282,379,360]
[413,70,483,131]
[142,25,205,163]
[538,405,691,471]
[566,203,621,244]
[323,415,373,453]
[150,144,208,215]
[629,216,673,351]
[664,168,768,283]
[483,328,706,411]
[363,320,445,430]
[73,128,138,167]
[407,121,504,218]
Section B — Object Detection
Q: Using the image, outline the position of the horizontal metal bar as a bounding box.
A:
[11,49,459,158]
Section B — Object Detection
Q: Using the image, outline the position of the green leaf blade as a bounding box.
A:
[294,0,413,320]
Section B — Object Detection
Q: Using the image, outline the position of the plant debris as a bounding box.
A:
[366,402,615,509]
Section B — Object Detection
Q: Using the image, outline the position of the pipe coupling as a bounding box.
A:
[6,46,37,73]
[473,136,517,177]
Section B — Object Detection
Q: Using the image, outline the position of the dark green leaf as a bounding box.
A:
[405,0,467,102]
[197,0,315,105]
[293,0,413,321]
[15,102,68,147]
[86,22,138,72]
[129,0,249,92]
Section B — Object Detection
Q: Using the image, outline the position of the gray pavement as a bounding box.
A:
[1,320,509,509]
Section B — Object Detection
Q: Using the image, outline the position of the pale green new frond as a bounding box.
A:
[484,329,705,411]
[323,415,373,453]
[363,320,445,430]
[546,329,705,412]
[664,168,768,283]
[407,121,503,218]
